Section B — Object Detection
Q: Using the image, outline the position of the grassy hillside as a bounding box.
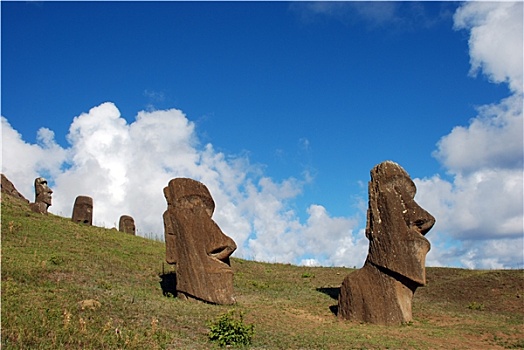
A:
[2,194,523,349]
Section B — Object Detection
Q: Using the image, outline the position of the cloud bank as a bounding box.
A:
[2,103,363,267]
[416,1,523,269]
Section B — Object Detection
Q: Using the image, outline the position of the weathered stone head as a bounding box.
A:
[338,161,435,325]
[30,177,53,214]
[365,161,434,286]
[165,178,215,216]
[163,178,237,305]
[72,195,93,225]
[163,178,217,265]
[34,177,53,206]
[119,215,135,235]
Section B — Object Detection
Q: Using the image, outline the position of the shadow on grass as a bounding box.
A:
[317,287,339,300]
[317,287,340,316]
[159,272,177,297]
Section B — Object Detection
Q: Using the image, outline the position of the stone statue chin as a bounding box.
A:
[338,161,435,325]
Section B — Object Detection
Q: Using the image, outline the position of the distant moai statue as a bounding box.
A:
[71,195,93,225]
[338,161,435,325]
[119,215,136,235]
[29,177,53,214]
[163,178,237,305]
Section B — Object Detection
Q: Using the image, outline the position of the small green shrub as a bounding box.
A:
[250,280,269,289]
[467,301,485,311]
[49,254,64,265]
[208,310,254,347]
[301,272,314,278]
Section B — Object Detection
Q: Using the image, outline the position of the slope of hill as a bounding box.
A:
[2,194,523,349]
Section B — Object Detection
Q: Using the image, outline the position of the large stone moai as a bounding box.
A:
[29,177,53,214]
[163,178,237,305]
[72,195,93,225]
[119,215,136,235]
[338,161,435,325]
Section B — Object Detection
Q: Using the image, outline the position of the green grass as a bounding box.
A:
[2,194,523,349]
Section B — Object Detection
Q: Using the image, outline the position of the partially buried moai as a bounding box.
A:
[29,177,53,214]
[338,161,435,325]
[71,195,93,225]
[163,178,237,305]
[119,215,136,235]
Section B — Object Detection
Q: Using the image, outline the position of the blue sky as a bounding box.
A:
[2,1,523,269]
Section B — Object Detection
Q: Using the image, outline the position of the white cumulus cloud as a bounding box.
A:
[416,1,523,269]
[453,1,523,93]
[2,102,365,267]
[433,94,523,173]
[1,117,67,199]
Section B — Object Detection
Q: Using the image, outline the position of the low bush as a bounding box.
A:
[468,301,485,311]
[208,310,254,347]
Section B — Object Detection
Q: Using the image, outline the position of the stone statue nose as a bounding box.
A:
[411,207,435,235]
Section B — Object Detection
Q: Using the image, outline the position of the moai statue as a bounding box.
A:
[163,178,237,305]
[119,215,136,235]
[29,177,53,214]
[72,195,93,225]
[338,161,435,325]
